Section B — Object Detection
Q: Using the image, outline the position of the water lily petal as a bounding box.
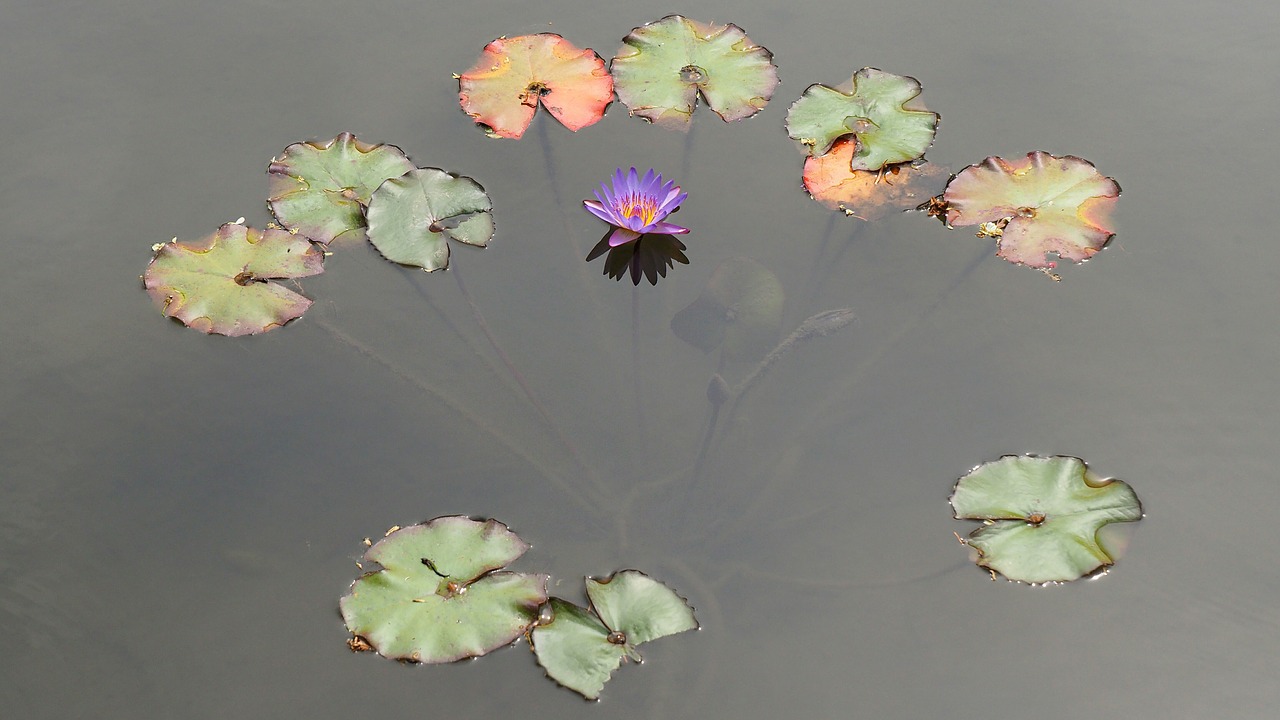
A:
[648,222,689,235]
[609,227,642,246]
[584,199,617,224]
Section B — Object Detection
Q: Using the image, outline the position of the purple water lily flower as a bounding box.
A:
[583,167,689,247]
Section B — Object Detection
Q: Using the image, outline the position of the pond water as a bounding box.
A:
[4,0,1278,716]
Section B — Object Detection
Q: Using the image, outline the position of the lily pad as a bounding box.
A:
[267,133,415,245]
[785,67,939,172]
[671,257,783,362]
[950,455,1143,584]
[340,516,548,663]
[142,222,324,336]
[610,15,779,130]
[942,151,1121,269]
[802,139,950,219]
[531,571,697,700]
[365,168,494,272]
[458,34,613,139]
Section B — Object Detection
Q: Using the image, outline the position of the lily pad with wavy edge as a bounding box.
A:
[943,151,1120,269]
[364,168,494,272]
[950,455,1143,584]
[671,257,783,362]
[267,133,415,246]
[531,571,698,700]
[458,34,613,139]
[785,67,939,172]
[610,15,778,130]
[802,138,950,219]
[143,222,324,336]
[340,516,548,663]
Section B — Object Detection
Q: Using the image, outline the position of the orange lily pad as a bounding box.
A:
[802,138,950,220]
[458,34,613,139]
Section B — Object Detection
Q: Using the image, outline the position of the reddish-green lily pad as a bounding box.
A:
[802,138,950,219]
[610,15,778,130]
[143,222,324,336]
[458,34,613,139]
[267,133,415,246]
[943,151,1121,270]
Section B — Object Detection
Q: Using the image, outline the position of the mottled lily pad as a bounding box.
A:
[365,168,494,272]
[610,15,778,130]
[802,138,950,219]
[943,151,1121,269]
[786,67,939,172]
[458,34,613,139]
[531,571,698,700]
[143,222,324,336]
[340,516,548,663]
[671,257,783,362]
[267,133,415,245]
[950,455,1143,584]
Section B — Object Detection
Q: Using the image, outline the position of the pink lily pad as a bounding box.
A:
[802,138,950,220]
[943,152,1121,270]
[458,34,613,139]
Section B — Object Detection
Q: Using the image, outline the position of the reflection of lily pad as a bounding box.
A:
[143,223,324,336]
[531,571,698,700]
[785,67,939,172]
[365,168,494,272]
[340,516,548,663]
[802,138,950,219]
[610,15,778,130]
[671,257,783,362]
[943,151,1121,269]
[950,455,1143,584]
[267,133,415,245]
[458,34,613,139]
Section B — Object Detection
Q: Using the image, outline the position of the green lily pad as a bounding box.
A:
[942,151,1121,270]
[340,516,548,663]
[365,168,494,272]
[950,455,1143,584]
[458,34,613,139]
[267,133,415,245]
[785,67,939,172]
[610,15,779,130]
[671,257,783,362]
[531,571,697,700]
[142,222,324,336]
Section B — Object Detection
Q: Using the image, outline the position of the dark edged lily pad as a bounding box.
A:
[942,151,1121,270]
[802,138,950,219]
[530,571,698,700]
[671,257,783,363]
[458,34,613,139]
[143,222,324,336]
[786,67,939,172]
[340,516,548,663]
[365,168,494,272]
[267,133,415,246]
[950,455,1143,584]
[610,15,779,130]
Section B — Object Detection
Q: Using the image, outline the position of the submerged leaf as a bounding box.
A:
[340,516,548,663]
[365,168,494,272]
[943,151,1120,270]
[610,15,778,130]
[267,133,415,245]
[458,34,613,139]
[671,257,783,362]
[950,456,1143,584]
[143,223,324,336]
[786,68,939,172]
[802,139,950,219]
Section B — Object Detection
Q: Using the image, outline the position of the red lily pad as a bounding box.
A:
[458,34,613,139]
[943,152,1121,270]
[802,138,950,220]
[143,223,324,336]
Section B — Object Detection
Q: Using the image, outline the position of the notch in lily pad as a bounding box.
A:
[365,167,495,272]
[610,15,779,130]
[786,67,939,172]
[340,516,548,663]
[267,133,415,246]
[530,570,698,700]
[142,222,325,336]
[950,455,1143,584]
[940,151,1120,273]
[458,34,613,139]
